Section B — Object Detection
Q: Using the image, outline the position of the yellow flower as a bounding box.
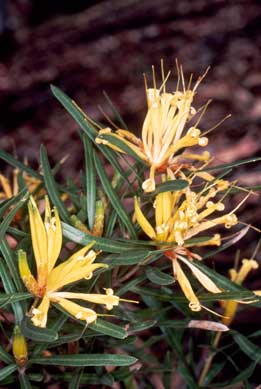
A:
[222,259,259,325]
[95,63,210,192]
[18,196,124,328]
[0,169,43,201]
[134,174,239,311]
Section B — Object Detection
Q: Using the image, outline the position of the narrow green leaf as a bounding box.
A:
[202,225,250,260]
[0,260,24,322]
[144,179,189,197]
[0,364,17,381]
[129,286,180,302]
[146,267,175,286]
[142,293,197,386]
[158,320,190,329]
[116,237,158,247]
[231,331,261,361]
[19,373,33,389]
[130,285,257,304]
[103,91,128,129]
[112,367,133,381]
[198,291,257,302]
[163,328,197,388]
[106,250,152,266]
[83,134,96,229]
[204,361,226,385]
[32,314,67,357]
[50,85,97,137]
[202,156,261,172]
[50,85,126,178]
[62,222,143,253]
[249,330,261,338]
[6,227,28,239]
[49,373,114,385]
[0,345,13,364]
[227,361,257,385]
[0,293,31,309]
[117,274,147,296]
[0,238,24,291]
[40,145,71,223]
[68,369,83,389]
[30,354,137,367]
[192,260,253,294]
[94,152,136,238]
[0,149,41,179]
[21,318,58,342]
[178,362,198,389]
[0,193,29,241]
[128,320,157,334]
[49,332,98,348]
[182,236,213,245]
[89,318,127,339]
[104,209,118,237]
[0,187,28,219]
[229,185,261,194]
[53,300,116,335]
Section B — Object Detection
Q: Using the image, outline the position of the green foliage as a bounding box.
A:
[0,85,260,389]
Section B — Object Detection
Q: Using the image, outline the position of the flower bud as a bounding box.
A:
[12,326,28,367]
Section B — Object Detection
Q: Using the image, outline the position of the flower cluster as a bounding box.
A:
[134,170,238,311]
[96,63,209,192]
[15,63,258,329]
[95,64,249,313]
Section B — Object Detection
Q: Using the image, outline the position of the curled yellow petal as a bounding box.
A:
[55,297,97,324]
[31,295,50,328]
[50,288,120,311]
[184,213,238,240]
[47,248,107,292]
[142,166,156,193]
[134,197,156,239]
[173,259,201,311]
[177,255,222,294]
[185,234,221,248]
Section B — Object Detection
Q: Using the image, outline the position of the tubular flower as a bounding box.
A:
[222,259,259,325]
[134,175,239,311]
[12,326,28,367]
[95,64,210,192]
[18,196,124,328]
[0,169,43,201]
[71,199,105,237]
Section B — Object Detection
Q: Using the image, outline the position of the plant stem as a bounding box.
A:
[198,331,222,386]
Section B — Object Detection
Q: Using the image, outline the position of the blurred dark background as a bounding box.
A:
[0,0,260,229]
[0,0,260,171]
